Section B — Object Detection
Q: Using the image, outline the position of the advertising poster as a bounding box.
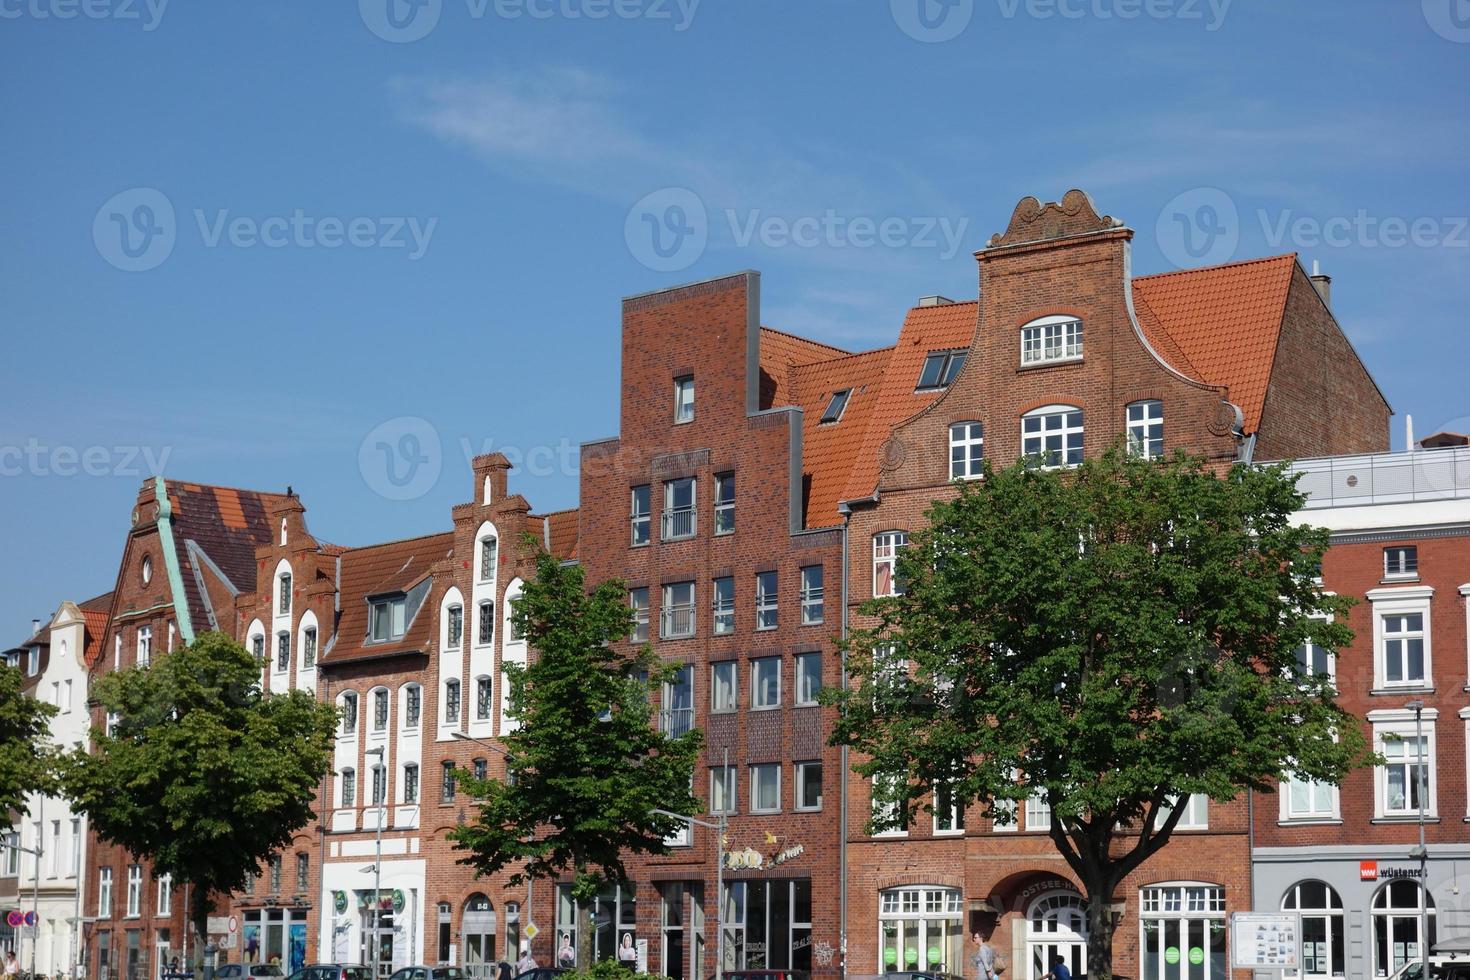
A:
[1231,913,1301,970]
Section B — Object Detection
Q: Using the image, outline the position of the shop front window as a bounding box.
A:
[1372,881,1435,978]
[1140,884,1226,980]
[1283,881,1345,980]
[878,886,961,975]
[725,879,813,972]
[557,882,637,963]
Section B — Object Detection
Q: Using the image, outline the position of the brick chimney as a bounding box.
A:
[1310,260,1332,309]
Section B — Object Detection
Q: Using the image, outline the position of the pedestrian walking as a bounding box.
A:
[514,944,537,975]
[971,933,996,980]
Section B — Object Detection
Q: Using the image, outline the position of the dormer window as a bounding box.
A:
[1021,315,1084,365]
[821,389,852,423]
[369,595,407,642]
[916,350,966,390]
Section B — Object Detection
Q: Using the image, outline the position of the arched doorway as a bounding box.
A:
[463,894,497,980]
[1026,892,1087,980]
[1372,880,1436,978]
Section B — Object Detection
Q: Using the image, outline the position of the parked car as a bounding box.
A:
[215,965,285,980]
[387,967,472,980]
[287,966,374,980]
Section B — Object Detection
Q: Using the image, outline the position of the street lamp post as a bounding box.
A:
[366,747,386,980]
[650,808,727,980]
[1405,700,1429,980]
[2,823,43,977]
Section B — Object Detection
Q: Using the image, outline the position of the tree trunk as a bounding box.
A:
[190,886,211,977]
[575,896,593,971]
[1083,883,1116,980]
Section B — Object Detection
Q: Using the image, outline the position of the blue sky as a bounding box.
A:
[1,0,1467,635]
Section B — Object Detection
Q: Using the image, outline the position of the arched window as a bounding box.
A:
[402,683,422,729]
[1127,400,1165,460]
[1020,314,1084,365]
[275,631,290,673]
[879,886,962,974]
[339,692,359,736]
[475,676,493,721]
[1140,884,1226,980]
[1283,881,1344,980]
[372,688,390,731]
[1372,881,1435,978]
[463,894,497,977]
[949,422,984,480]
[444,679,461,725]
[1022,405,1084,469]
[339,767,356,808]
[1027,891,1088,980]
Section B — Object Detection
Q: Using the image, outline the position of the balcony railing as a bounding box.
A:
[660,706,695,737]
[1282,446,1470,509]
[662,506,696,540]
[661,606,695,639]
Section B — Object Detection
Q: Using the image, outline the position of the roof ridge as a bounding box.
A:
[167,479,294,499]
[340,529,456,554]
[759,325,851,356]
[1134,252,1297,282]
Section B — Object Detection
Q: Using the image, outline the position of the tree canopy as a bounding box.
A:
[827,449,1367,980]
[0,662,59,816]
[450,548,703,969]
[63,631,339,953]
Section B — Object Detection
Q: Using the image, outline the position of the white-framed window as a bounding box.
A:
[714,472,735,535]
[339,691,359,736]
[443,679,461,725]
[114,633,121,670]
[878,886,963,975]
[98,866,113,916]
[1369,587,1433,689]
[156,873,172,916]
[275,631,289,672]
[661,581,696,639]
[933,781,964,834]
[795,651,821,706]
[447,605,464,648]
[1139,884,1226,980]
[712,576,734,635]
[372,688,390,730]
[1294,635,1337,689]
[751,656,781,709]
[126,863,142,917]
[403,763,419,805]
[404,683,421,728]
[279,572,292,614]
[872,772,907,837]
[1021,315,1084,365]
[1158,793,1208,830]
[1384,546,1419,581]
[711,765,736,814]
[137,626,152,667]
[1281,735,1341,823]
[1025,789,1052,831]
[475,675,493,720]
[371,763,386,805]
[660,664,694,737]
[477,600,495,647]
[663,477,696,540]
[674,375,695,424]
[70,819,79,876]
[1283,880,1345,980]
[27,645,40,676]
[1372,880,1436,978]
[302,626,317,669]
[630,587,650,644]
[821,389,852,423]
[1127,399,1164,459]
[755,570,778,630]
[800,565,824,625]
[1022,405,1085,469]
[1371,708,1438,819]
[874,531,908,598]
[630,485,651,547]
[2,831,20,876]
[916,350,967,390]
[949,421,984,480]
[711,660,737,713]
[750,763,781,813]
[480,535,498,583]
[339,767,356,808]
[796,760,823,811]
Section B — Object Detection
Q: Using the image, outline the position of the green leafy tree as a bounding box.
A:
[451,549,703,970]
[827,449,1367,980]
[63,631,338,960]
[0,662,60,815]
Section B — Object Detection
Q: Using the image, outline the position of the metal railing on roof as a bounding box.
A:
[1282,446,1470,509]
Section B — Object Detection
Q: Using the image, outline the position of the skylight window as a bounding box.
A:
[916,350,966,390]
[821,389,852,423]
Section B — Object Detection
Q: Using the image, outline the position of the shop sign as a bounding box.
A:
[1360,861,1425,881]
[1231,912,1300,970]
[1018,878,1076,903]
[722,843,805,871]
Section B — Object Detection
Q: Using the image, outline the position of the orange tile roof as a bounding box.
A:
[790,346,894,528]
[837,301,979,508]
[83,607,111,663]
[759,327,850,408]
[538,508,580,560]
[1133,254,1297,432]
[326,531,454,664]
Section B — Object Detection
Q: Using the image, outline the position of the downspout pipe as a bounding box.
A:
[837,501,854,980]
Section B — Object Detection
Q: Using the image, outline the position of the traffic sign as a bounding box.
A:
[23,911,38,927]
[523,923,540,941]
[5,911,21,928]
[228,916,238,934]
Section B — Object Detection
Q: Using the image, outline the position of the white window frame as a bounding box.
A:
[661,581,696,639]
[674,375,694,424]
[126,864,142,917]
[1022,405,1085,469]
[795,760,823,812]
[662,478,697,541]
[1158,793,1208,830]
[1020,314,1084,365]
[710,765,736,814]
[714,472,735,535]
[711,660,737,714]
[1384,546,1420,582]
[157,873,172,917]
[949,421,984,480]
[800,565,824,625]
[339,767,356,808]
[1126,399,1164,460]
[1368,587,1433,691]
[871,773,908,837]
[750,763,781,814]
[873,531,908,598]
[755,571,778,630]
[751,656,781,710]
[712,576,734,635]
[1025,789,1052,831]
[1369,708,1439,820]
[933,781,964,835]
[136,626,152,667]
[1281,763,1341,823]
[630,587,650,644]
[98,866,113,917]
[630,485,651,547]
[795,651,821,706]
